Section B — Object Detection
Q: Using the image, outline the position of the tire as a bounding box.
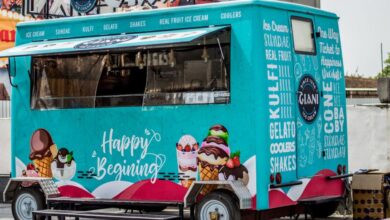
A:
[196,191,240,220]
[12,188,46,220]
[310,201,339,218]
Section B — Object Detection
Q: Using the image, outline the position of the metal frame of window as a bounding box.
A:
[290,16,317,55]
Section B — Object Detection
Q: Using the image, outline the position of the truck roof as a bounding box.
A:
[17,0,337,28]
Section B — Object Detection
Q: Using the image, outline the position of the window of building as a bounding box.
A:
[31,29,230,110]
[291,17,316,54]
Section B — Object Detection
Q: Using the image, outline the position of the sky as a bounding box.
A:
[321,0,390,77]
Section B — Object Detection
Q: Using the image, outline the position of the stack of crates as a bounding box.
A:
[352,172,390,219]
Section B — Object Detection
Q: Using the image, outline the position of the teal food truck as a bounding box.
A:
[0,0,348,219]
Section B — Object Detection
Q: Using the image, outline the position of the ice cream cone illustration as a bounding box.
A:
[176,135,199,188]
[29,129,56,178]
[199,164,219,181]
[33,156,53,177]
[208,124,229,143]
[197,135,230,195]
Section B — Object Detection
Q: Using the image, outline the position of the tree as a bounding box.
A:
[378,53,390,78]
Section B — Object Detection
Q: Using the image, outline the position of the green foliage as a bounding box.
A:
[378,53,390,78]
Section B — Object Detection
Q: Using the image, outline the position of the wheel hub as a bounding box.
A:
[23,200,32,215]
[201,200,229,220]
[15,193,38,219]
[209,209,222,220]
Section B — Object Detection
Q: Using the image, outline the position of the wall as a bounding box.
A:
[347,105,390,172]
[0,119,10,175]
[23,0,321,19]
[0,70,11,175]
[279,0,321,8]
[0,69,11,98]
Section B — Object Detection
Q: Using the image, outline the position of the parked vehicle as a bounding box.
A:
[0,0,348,219]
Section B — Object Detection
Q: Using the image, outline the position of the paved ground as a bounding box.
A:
[0,203,352,219]
[0,204,12,220]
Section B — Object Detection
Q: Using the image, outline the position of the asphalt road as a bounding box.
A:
[0,204,12,220]
[0,203,352,220]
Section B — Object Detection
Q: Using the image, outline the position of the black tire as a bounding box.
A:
[196,191,240,220]
[310,201,339,218]
[12,188,46,220]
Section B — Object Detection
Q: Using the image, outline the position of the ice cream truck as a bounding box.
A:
[0,0,348,219]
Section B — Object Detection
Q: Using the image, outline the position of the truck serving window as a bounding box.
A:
[31,29,230,110]
[291,17,316,54]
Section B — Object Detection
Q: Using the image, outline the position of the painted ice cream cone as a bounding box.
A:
[208,124,229,143]
[180,179,195,189]
[33,156,53,177]
[176,135,199,188]
[197,136,230,195]
[199,162,220,181]
[29,129,55,178]
[198,162,220,194]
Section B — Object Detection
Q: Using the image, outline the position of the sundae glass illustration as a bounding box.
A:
[176,135,199,188]
[51,148,77,181]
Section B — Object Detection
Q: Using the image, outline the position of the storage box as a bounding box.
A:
[378,78,390,103]
[352,173,390,220]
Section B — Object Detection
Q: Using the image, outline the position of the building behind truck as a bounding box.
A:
[280,0,320,8]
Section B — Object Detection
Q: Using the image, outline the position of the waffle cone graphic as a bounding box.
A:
[180,179,195,189]
[30,129,56,178]
[199,163,219,195]
[33,156,53,178]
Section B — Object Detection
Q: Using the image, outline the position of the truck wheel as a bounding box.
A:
[12,188,45,220]
[310,201,339,218]
[196,191,240,220]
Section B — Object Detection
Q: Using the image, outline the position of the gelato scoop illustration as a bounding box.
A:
[22,163,39,178]
[21,163,40,187]
[218,151,249,186]
[197,135,230,194]
[51,148,77,181]
[176,135,199,188]
[208,124,229,143]
[29,129,57,177]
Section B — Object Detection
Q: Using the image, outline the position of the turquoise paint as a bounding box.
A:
[314,14,348,174]
[0,26,228,57]
[289,11,324,179]
[7,0,347,212]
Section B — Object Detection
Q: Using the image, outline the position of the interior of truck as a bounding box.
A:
[30,28,231,110]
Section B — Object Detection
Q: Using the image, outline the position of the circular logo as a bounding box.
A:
[71,0,97,13]
[74,35,138,49]
[298,75,320,123]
